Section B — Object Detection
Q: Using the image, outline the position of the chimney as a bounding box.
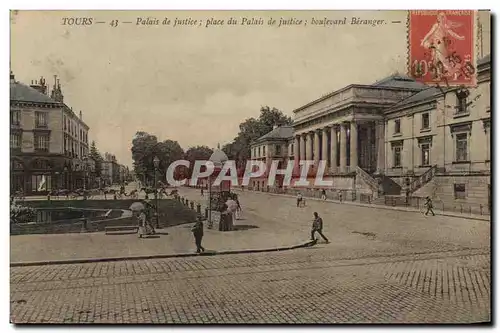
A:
[10,71,15,83]
[79,110,82,120]
[30,76,47,95]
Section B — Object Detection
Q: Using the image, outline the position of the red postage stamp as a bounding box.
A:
[408,10,477,87]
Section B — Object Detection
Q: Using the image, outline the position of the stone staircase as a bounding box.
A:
[409,165,438,194]
[355,166,380,198]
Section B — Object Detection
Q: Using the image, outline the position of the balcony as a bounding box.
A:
[35,122,48,128]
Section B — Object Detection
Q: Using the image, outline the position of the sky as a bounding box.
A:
[10,10,490,167]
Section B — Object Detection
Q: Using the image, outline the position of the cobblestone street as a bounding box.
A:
[11,188,491,323]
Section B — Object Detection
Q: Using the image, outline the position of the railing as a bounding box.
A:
[356,166,379,193]
[409,165,438,193]
[384,195,490,216]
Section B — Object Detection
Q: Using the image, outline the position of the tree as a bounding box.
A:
[131,132,185,185]
[223,106,292,162]
[184,146,213,178]
[89,141,103,179]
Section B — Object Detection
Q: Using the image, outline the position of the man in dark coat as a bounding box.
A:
[424,196,435,216]
[191,217,205,253]
[311,212,329,243]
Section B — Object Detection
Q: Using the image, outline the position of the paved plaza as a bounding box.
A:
[10,188,491,323]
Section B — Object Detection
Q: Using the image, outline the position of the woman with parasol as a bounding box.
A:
[129,201,155,238]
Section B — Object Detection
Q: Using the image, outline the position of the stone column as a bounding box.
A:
[294,136,300,166]
[330,125,338,173]
[376,120,386,173]
[299,134,306,161]
[322,127,329,168]
[314,130,320,166]
[339,123,347,173]
[350,121,358,170]
[305,133,312,161]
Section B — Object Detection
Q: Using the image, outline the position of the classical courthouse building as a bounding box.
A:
[250,54,491,212]
[10,73,92,194]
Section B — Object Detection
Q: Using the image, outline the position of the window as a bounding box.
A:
[35,112,47,127]
[421,113,430,130]
[421,143,430,166]
[11,160,24,170]
[456,90,469,115]
[393,145,402,167]
[275,145,282,155]
[394,119,401,134]
[455,133,468,162]
[258,147,261,157]
[10,110,20,126]
[32,159,50,169]
[31,175,52,192]
[34,134,50,151]
[454,183,466,199]
[10,133,21,149]
[263,146,266,156]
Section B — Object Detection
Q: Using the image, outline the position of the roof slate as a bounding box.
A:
[10,81,58,104]
[254,125,294,143]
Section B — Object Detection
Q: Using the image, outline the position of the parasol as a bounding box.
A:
[225,199,238,213]
[129,202,145,212]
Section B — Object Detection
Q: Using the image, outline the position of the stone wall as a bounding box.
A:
[13,199,198,235]
[414,174,490,215]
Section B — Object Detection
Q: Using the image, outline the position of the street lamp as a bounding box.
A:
[153,156,160,229]
[63,166,68,190]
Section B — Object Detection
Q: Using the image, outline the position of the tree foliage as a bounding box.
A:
[89,141,103,177]
[131,131,184,184]
[222,106,292,162]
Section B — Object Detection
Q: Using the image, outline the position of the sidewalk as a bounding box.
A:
[232,189,490,222]
[10,210,313,265]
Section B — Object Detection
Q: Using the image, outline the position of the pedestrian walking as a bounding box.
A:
[310,212,329,243]
[424,196,435,216]
[321,189,327,200]
[339,191,343,203]
[191,217,205,253]
[235,196,242,220]
[297,193,303,207]
[201,187,204,196]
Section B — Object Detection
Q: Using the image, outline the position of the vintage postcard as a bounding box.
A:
[9,10,491,324]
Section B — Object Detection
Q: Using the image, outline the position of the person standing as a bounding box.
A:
[321,189,327,200]
[137,209,148,238]
[143,200,156,234]
[339,191,343,203]
[424,196,435,216]
[191,217,205,253]
[311,212,329,243]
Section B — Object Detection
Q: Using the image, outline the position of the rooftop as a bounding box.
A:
[253,125,294,144]
[10,80,59,105]
[372,73,428,90]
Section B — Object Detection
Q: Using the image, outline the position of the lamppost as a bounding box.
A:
[63,166,68,190]
[153,156,160,229]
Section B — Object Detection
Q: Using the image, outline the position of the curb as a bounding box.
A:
[10,240,317,267]
[234,189,490,222]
